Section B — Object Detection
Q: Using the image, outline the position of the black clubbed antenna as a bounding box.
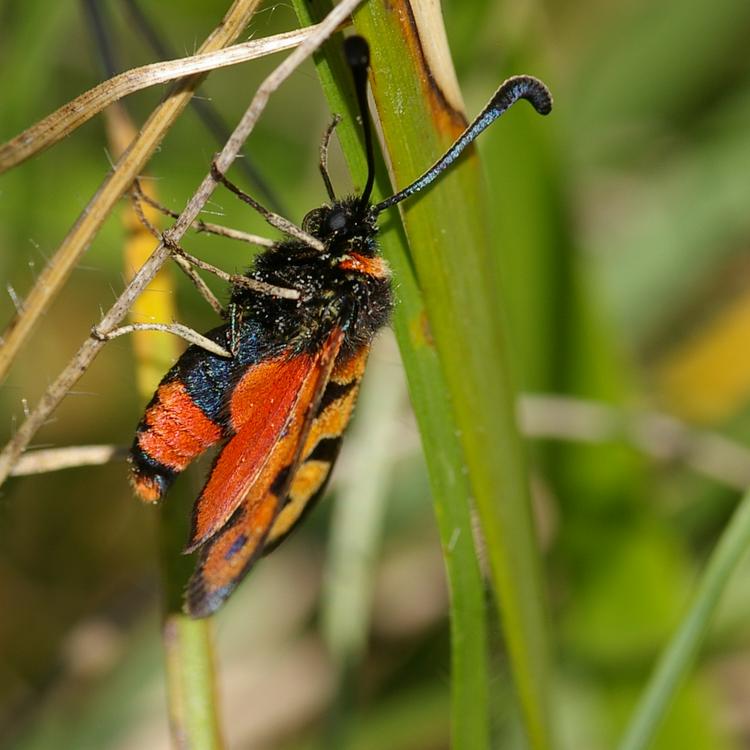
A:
[344,36,376,212]
[373,75,552,215]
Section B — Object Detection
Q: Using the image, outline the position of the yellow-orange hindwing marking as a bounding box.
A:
[264,345,370,551]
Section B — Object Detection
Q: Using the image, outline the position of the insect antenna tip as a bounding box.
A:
[343,35,370,69]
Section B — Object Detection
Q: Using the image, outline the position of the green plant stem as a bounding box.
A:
[618,487,750,750]
[292,2,490,748]
[352,3,552,747]
[159,494,224,749]
[129,304,223,750]
[162,617,222,749]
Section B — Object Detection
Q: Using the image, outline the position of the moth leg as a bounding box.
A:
[126,183,225,315]
[131,179,275,249]
[166,242,299,304]
[210,162,324,252]
[226,302,244,356]
[319,114,342,202]
[91,322,231,357]
[131,187,291,313]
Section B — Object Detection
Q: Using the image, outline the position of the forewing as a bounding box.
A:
[184,330,346,617]
[186,330,346,553]
[185,350,320,550]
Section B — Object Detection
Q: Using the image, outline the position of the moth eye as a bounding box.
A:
[327,210,347,232]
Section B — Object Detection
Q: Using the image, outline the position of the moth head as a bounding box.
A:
[302,199,378,255]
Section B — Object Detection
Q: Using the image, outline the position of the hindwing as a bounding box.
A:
[184,337,370,617]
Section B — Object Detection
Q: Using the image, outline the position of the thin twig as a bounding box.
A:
[0,0,265,385]
[168,245,300,300]
[133,179,275,247]
[11,445,126,476]
[519,394,750,491]
[0,23,331,173]
[93,323,231,357]
[210,163,325,251]
[0,0,364,487]
[11,395,750,494]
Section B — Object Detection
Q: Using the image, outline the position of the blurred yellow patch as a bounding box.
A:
[107,103,179,397]
[656,289,750,423]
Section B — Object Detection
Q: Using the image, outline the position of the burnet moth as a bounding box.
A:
[129,36,552,617]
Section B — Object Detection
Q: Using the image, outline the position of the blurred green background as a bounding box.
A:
[2,0,750,748]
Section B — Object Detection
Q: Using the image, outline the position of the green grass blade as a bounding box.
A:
[351,4,553,747]
[291,3,491,748]
[159,494,223,749]
[618,487,750,750]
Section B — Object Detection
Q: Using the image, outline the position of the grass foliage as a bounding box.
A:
[2,0,750,748]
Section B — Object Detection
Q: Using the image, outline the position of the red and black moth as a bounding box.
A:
[129,36,552,617]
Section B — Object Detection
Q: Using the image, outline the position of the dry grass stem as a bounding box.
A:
[10,445,126,476]
[520,394,750,491]
[0,0,363,486]
[0,0,262,386]
[0,24,329,173]
[94,323,232,357]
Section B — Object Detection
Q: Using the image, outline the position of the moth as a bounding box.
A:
[129,36,552,616]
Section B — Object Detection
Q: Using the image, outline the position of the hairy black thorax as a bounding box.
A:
[229,197,393,358]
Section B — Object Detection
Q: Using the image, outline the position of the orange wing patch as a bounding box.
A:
[185,495,277,617]
[132,381,222,502]
[138,381,223,471]
[229,354,312,429]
